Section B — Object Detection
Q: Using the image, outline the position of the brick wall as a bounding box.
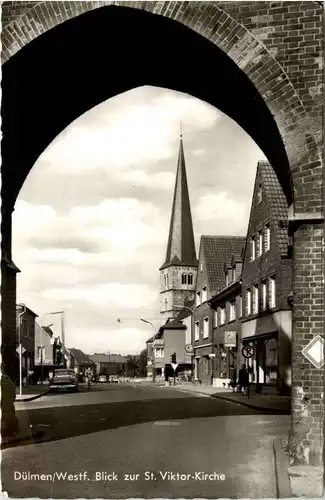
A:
[289,222,324,465]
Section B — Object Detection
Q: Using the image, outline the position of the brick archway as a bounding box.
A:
[1,2,324,467]
[1,1,324,213]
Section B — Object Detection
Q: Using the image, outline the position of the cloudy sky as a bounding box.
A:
[13,86,266,355]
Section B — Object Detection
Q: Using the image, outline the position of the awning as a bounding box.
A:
[242,331,278,343]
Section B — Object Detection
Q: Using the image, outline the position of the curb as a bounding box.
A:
[210,393,290,414]
[15,390,49,402]
[273,437,292,498]
[1,429,45,450]
[170,386,290,414]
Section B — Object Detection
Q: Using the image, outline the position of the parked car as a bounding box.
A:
[109,375,119,384]
[49,369,78,392]
[97,374,108,383]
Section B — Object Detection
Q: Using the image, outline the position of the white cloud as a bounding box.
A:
[192,149,206,157]
[120,170,175,191]
[38,88,220,175]
[40,283,156,311]
[193,192,249,235]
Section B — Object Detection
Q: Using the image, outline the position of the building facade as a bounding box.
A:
[89,354,127,377]
[193,236,245,385]
[159,135,198,322]
[34,323,63,381]
[16,305,38,379]
[240,161,292,395]
[209,269,243,388]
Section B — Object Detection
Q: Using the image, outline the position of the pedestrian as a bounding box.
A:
[85,367,93,390]
[229,368,237,392]
[238,364,249,395]
[28,369,34,386]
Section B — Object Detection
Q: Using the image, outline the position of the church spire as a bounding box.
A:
[160,133,198,270]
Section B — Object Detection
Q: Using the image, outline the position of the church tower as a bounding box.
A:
[159,133,198,321]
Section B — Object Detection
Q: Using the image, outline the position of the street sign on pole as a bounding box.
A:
[302,335,324,369]
[242,344,255,359]
[16,346,26,355]
[171,363,178,371]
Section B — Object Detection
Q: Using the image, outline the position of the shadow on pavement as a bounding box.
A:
[8,395,289,449]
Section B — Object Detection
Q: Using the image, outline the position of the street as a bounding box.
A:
[2,383,290,498]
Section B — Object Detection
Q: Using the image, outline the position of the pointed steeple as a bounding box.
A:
[160,134,198,270]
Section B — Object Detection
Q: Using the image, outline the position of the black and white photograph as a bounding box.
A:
[1,1,324,499]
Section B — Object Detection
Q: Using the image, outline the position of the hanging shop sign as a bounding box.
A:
[224,331,237,348]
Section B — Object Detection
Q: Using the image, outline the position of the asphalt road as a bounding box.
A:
[3,383,290,498]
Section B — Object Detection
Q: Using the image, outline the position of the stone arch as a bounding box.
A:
[1,1,324,213]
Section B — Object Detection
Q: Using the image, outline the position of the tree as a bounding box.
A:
[126,355,140,378]
[139,349,147,377]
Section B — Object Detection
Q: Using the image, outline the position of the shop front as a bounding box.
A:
[194,343,214,385]
[242,332,278,393]
[213,331,237,388]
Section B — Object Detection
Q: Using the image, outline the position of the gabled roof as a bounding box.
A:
[68,348,96,365]
[176,299,195,321]
[89,353,127,364]
[259,161,288,256]
[160,318,186,330]
[200,235,246,296]
[160,136,198,270]
[243,161,288,259]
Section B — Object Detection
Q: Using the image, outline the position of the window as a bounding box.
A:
[188,273,193,285]
[214,310,218,327]
[250,235,256,261]
[196,291,201,307]
[200,262,203,272]
[265,223,271,251]
[246,289,251,316]
[258,229,263,257]
[262,280,267,310]
[253,284,259,314]
[37,346,45,360]
[155,348,164,358]
[165,298,168,311]
[269,276,276,308]
[195,321,200,341]
[232,266,236,282]
[257,183,262,204]
[238,295,243,318]
[182,273,187,285]
[202,286,207,303]
[230,301,236,321]
[220,306,226,325]
[225,271,229,287]
[203,317,209,338]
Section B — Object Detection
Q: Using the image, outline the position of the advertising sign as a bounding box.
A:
[224,331,236,348]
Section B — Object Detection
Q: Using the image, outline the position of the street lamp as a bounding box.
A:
[17,303,26,397]
[140,319,157,383]
[40,311,64,384]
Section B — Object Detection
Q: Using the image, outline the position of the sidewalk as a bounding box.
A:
[168,382,291,413]
[15,384,49,402]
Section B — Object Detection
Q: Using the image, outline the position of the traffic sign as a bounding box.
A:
[16,346,26,355]
[302,335,324,369]
[185,344,193,354]
[171,363,178,372]
[242,344,255,359]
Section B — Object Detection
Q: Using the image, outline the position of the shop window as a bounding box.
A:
[265,338,278,383]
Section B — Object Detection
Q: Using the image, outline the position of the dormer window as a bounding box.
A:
[200,263,203,272]
[188,273,193,285]
[225,270,229,287]
[257,229,263,257]
[202,286,207,303]
[196,291,201,307]
[182,273,187,285]
[232,266,236,282]
[257,183,262,204]
[265,223,271,251]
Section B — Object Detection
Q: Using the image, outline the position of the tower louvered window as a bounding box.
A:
[188,273,193,285]
[182,273,187,285]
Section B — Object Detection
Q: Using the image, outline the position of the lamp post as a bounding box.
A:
[40,311,64,384]
[17,303,26,397]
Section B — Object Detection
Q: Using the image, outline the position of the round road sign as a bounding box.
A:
[241,344,255,359]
